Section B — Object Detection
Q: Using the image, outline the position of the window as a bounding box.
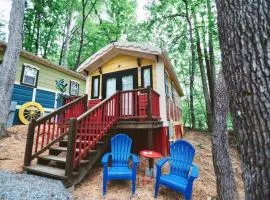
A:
[165,73,169,97]
[171,82,175,101]
[21,64,39,87]
[91,76,100,98]
[70,80,79,96]
[141,66,152,88]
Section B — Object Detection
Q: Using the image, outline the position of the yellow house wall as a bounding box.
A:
[88,54,156,98]
[0,52,86,95]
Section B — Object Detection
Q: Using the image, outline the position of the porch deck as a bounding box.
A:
[114,120,163,129]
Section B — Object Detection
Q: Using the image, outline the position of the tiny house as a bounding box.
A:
[0,41,86,125]
[23,41,184,185]
[77,42,184,155]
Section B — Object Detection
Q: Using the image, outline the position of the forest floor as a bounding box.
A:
[0,125,244,200]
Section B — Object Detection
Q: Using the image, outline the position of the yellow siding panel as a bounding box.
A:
[0,51,86,96]
[89,54,156,97]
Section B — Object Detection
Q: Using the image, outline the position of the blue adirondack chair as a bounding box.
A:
[154,140,199,200]
[101,134,139,195]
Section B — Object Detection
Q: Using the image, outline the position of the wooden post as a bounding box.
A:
[147,86,152,121]
[24,119,36,166]
[84,94,88,111]
[65,118,77,179]
[148,129,154,168]
[115,92,119,120]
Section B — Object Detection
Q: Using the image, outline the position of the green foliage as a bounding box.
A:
[22,0,222,130]
[23,0,66,60]
[55,79,68,105]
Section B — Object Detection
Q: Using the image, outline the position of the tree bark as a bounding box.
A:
[59,0,74,67]
[35,3,41,55]
[212,71,238,200]
[74,0,98,69]
[0,0,25,137]
[184,0,196,128]
[75,0,87,69]
[61,20,72,67]
[215,0,270,198]
[206,0,216,103]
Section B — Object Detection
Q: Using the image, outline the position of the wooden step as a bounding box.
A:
[49,146,97,154]
[24,164,78,180]
[61,139,94,144]
[38,155,89,164]
[97,141,105,145]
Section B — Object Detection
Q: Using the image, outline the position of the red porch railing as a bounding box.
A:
[24,95,88,166]
[65,87,161,177]
[65,93,119,175]
[166,98,181,121]
[118,87,160,120]
[64,96,80,104]
[24,88,161,180]
[151,89,160,119]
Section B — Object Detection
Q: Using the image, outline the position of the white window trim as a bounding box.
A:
[21,64,39,87]
[70,80,79,96]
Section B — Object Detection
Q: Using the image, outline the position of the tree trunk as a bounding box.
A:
[75,0,86,69]
[61,14,72,67]
[184,0,196,128]
[35,12,41,55]
[195,14,213,131]
[0,0,25,137]
[43,27,53,59]
[59,0,74,67]
[212,71,238,199]
[206,0,216,110]
[215,0,270,198]
[27,11,37,52]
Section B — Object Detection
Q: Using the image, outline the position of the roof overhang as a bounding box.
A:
[77,42,184,96]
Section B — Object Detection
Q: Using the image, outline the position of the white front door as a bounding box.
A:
[106,78,116,98]
[122,75,133,115]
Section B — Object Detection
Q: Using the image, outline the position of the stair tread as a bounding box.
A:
[39,155,66,162]
[50,146,97,153]
[38,155,89,164]
[24,164,72,179]
[62,139,94,143]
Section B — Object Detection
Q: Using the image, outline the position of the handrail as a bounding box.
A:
[24,94,88,166]
[77,93,118,121]
[65,87,161,178]
[35,95,88,124]
[65,92,119,174]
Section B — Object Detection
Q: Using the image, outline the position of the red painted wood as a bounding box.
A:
[140,150,162,159]
[153,127,169,156]
[174,124,183,139]
[31,95,87,158]
[166,98,181,122]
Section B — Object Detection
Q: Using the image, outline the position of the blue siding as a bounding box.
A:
[13,109,20,125]
[11,84,33,105]
[35,89,56,109]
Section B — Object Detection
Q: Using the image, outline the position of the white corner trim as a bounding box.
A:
[155,59,167,123]
[32,88,36,101]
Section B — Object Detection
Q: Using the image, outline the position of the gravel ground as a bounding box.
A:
[0,171,72,200]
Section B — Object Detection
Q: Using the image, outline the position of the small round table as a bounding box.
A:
[140,150,162,178]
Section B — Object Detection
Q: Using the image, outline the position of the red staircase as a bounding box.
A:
[23,87,160,186]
